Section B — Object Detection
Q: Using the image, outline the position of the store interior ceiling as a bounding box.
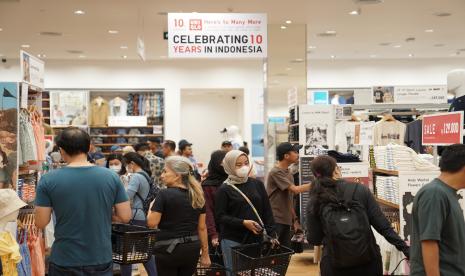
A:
[0,0,464,61]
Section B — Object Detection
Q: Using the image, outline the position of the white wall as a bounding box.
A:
[0,59,264,144]
[180,89,244,164]
[308,58,465,88]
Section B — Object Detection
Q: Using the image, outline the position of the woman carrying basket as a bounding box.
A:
[147,156,211,276]
[215,150,278,275]
[119,152,158,276]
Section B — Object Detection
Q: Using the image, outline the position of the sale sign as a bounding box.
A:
[422,112,464,145]
[168,13,267,58]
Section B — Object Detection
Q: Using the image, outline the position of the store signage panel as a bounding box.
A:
[422,112,463,145]
[399,171,440,242]
[20,51,45,89]
[108,116,147,127]
[168,13,267,58]
[394,85,447,104]
[308,90,329,105]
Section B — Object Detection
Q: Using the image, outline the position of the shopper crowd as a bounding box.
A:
[32,127,465,276]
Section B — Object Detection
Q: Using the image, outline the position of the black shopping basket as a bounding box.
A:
[111,224,159,265]
[232,243,293,276]
[195,246,227,276]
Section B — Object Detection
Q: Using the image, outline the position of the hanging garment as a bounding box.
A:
[404,120,425,154]
[27,230,45,276]
[109,97,128,117]
[0,231,21,276]
[16,230,32,276]
[19,111,38,164]
[133,94,140,116]
[31,112,46,161]
[127,94,134,116]
[89,98,110,127]
[372,120,406,146]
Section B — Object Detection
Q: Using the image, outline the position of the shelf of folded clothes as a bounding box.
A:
[375,197,399,209]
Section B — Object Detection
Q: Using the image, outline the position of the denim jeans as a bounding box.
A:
[221,239,241,276]
[49,262,113,276]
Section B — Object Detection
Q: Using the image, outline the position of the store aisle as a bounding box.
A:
[137,252,320,275]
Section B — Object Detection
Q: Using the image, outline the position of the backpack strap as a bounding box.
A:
[342,182,359,206]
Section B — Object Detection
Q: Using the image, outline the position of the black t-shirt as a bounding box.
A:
[152,187,206,240]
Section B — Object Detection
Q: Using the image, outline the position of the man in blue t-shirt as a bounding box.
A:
[35,128,131,276]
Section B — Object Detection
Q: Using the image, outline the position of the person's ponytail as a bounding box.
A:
[186,174,206,209]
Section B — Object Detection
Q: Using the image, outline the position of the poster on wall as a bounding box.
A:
[299,105,335,156]
[168,13,267,58]
[20,51,45,89]
[50,91,89,127]
[307,90,329,105]
[394,85,447,104]
[372,86,395,104]
[399,171,440,242]
[0,83,18,190]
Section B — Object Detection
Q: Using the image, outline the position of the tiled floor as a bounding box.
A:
[138,252,320,275]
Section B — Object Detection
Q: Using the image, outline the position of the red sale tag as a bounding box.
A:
[422,112,464,145]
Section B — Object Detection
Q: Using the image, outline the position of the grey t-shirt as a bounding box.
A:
[410,178,465,276]
[126,172,151,221]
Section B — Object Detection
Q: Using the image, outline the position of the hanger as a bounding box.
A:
[382,113,396,122]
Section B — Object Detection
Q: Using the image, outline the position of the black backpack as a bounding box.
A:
[319,183,377,268]
[135,171,160,217]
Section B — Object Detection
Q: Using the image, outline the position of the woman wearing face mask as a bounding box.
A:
[147,156,210,275]
[215,150,277,275]
[307,155,409,276]
[106,153,130,187]
[119,152,157,276]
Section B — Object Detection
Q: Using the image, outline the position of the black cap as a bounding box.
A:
[276,142,302,159]
[222,140,233,147]
[179,139,192,150]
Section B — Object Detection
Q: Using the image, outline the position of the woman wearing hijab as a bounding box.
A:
[215,150,277,275]
[202,150,228,248]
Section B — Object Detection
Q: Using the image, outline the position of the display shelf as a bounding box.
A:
[90,134,163,138]
[376,197,399,209]
[372,168,399,176]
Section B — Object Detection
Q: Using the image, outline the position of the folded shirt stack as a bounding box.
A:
[374,144,438,171]
[376,176,399,204]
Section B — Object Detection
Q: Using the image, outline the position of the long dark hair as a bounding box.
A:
[309,155,339,213]
[106,153,126,176]
[123,152,151,176]
[0,146,7,166]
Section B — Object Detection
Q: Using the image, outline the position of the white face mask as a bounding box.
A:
[236,166,250,178]
[110,165,122,173]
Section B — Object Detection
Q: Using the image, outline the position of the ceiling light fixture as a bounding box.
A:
[285,67,292,71]
[330,55,336,59]
[393,45,402,48]
[0,28,3,32]
[349,9,360,15]
[408,53,414,57]
[37,54,46,58]
[425,29,434,33]
[78,55,86,58]
[308,45,317,49]
[21,44,30,48]
[108,30,119,34]
[326,30,337,34]
[74,10,85,15]
[121,55,128,59]
[280,26,287,30]
[120,46,128,49]
[285,20,292,24]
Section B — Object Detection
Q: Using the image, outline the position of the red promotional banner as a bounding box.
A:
[422,112,464,145]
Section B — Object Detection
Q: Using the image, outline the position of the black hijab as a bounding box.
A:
[202,150,228,186]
